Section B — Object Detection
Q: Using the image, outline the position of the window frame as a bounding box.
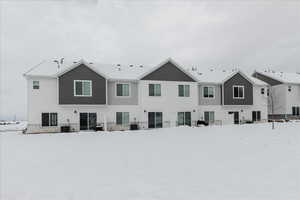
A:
[178,85,190,97]
[204,111,215,122]
[116,112,130,125]
[73,80,92,97]
[41,112,58,127]
[203,86,215,99]
[233,85,245,99]
[33,80,40,89]
[149,83,161,97]
[115,83,131,97]
[252,111,261,121]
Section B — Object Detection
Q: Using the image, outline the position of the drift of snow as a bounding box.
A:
[1,122,299,200]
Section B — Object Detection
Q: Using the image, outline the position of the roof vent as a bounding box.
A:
[89,62,93,65]
[129,64,133,67]
[73,61,77,64]
[210,69,214,72]
[198,72,202,75]
[222,70,226,72]
[139,65,143,68]
[118,67,121,71]
[117,64,121,66]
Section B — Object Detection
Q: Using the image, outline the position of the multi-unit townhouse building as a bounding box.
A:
[253,70,300,120]
[24,58,268,133]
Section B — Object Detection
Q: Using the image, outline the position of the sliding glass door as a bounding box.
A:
[148,112,163,128]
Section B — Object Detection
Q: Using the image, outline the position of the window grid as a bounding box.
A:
[233,85,244,99]
[116,112,130,125]
[74,80,92,97]
[203,86,215,98]
[178,85,190,97]
[149,84,161,96]
[116,83,130,96]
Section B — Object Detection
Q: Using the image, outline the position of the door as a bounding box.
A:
[252,111,261,122]
[148,112,163,128]
[204,111,214,124]
[80,112,97,130]
[233,112,239,124]
[178,112,191,126]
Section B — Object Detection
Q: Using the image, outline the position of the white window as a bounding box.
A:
[74,80,92,97]
[33,81,39,89]
[203,86,215,98]
[116,112,129,125]
[178,85,190,97]
[116,83,130,96]
[204,111,215,122]
[149,84,161,96]
[233,85,244,99]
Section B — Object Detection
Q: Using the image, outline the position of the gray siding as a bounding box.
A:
[252,72,282,86]
[107,81,138,105]
[141,61,196,82]
[198,84,222,105]
[223,73,253,105]
[59,64,106,104]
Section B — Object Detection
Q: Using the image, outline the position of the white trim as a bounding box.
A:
[138,58,198,81]
[233,85,245,99]
[115,82,131,98]
[178,84,190,97]
[148,83,162,97]
[73,80,92,97]
[202,85,215,99]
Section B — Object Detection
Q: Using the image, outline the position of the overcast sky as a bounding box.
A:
[0,0,300,120]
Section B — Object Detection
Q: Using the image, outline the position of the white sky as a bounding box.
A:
[0,0,300,120]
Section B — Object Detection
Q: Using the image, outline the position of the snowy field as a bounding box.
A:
[1,122,299,200]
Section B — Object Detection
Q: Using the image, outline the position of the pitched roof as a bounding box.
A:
[24,59,151,80]
[255,70,300,84]
[187,68,267,86]
[138,58,198,82]
[23,58,268,85]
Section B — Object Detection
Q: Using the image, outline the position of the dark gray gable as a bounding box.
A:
[59,64,106,105]
[223,72,253,105]
[141,61,196,82]
[252,72,282,86]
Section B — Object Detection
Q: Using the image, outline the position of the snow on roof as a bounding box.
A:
[24,59,151,80]
[256,70,300,84]
[186,67,267,85]
[23,59,267,85]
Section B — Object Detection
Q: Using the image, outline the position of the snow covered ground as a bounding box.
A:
[1,122,299,200]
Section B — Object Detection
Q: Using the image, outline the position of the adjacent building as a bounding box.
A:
[24,58,269,133]
[253,70,300,120]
